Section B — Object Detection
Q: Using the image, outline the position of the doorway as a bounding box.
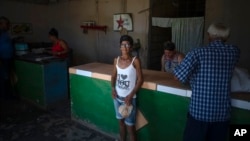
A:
[147,0,206,70]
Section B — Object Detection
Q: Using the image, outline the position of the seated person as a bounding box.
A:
[47,28,69,58]
[161,41,184,73]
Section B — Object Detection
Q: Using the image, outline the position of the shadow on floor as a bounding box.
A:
[0,98,116,141]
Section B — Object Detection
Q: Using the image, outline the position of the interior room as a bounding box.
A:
[0,0,249,140]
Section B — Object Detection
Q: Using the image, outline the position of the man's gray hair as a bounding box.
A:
[207,22,230,41]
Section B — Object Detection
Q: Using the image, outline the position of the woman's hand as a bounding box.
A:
[49,51,59,56]
[111,88,117,99]
[43,49,58,56]
[44,50,52,54]
[125,94,133,106]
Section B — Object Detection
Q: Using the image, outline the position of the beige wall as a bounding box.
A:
[205,0,250,70]
[0,0,149,67]
[2,0,249,70]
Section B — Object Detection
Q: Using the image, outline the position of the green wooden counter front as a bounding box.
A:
[15,59,68,109]
[69,63,250,141]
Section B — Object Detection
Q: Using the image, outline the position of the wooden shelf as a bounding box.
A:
[80,25,107,34]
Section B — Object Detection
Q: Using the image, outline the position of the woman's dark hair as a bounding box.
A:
[163,41,175,51]
[49,28,58,38]
[120,35,133,46]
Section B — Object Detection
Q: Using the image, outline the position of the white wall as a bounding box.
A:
[0,0,149,67]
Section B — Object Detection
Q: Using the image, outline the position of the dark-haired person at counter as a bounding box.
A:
[47,28,69,58]
[161,41,184,73]
[174,22,240,141]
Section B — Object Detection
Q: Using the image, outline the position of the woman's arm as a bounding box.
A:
[58,40,69,55]
[111,58,118,99]
[125,58,144,105]
[178,53,185,64]
[161,55,165,72]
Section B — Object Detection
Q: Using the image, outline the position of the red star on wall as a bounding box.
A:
[116,15,124,29]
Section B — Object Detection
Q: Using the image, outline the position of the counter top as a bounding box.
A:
[69,62,250,110]
[15,53,65,64]
[69,62,188,90]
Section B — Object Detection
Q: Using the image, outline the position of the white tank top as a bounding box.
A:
[115,56,137,98]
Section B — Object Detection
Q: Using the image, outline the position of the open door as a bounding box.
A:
[147,26,171,70]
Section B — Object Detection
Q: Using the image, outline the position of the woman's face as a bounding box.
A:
[120,41,131,54]
[164,50,175,59]
[49,35,57,42]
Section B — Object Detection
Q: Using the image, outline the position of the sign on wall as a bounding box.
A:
[11,23,33,34]
[113,13,133,31]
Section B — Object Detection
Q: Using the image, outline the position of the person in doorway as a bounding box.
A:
[161,41,184,73]
[0,16,14,99]
[111,35,144,141]
[47,28,69,58]
[174,22,240,141]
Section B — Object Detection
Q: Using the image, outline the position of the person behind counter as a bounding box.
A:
[161,41,184,73]
[47,28,69,58]
[174,22,240,141]
[111,35,143,141]
[0,16,14,99]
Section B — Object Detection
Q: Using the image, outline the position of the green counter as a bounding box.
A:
[69,63,250,141]
[14,59,68,109]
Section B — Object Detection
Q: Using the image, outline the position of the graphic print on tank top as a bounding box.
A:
[117,73,130,90]
[115,56,137,97]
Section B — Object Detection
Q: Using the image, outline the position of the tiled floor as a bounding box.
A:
[0,98,116,141]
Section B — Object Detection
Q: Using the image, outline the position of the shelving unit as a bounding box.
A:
[80,25,108,34]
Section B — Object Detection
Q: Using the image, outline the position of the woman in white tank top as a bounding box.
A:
[111,35,143,141]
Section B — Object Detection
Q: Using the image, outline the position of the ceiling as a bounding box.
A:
[9,0,68,5]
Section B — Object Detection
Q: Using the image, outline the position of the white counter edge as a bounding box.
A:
[72,68,250,110]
